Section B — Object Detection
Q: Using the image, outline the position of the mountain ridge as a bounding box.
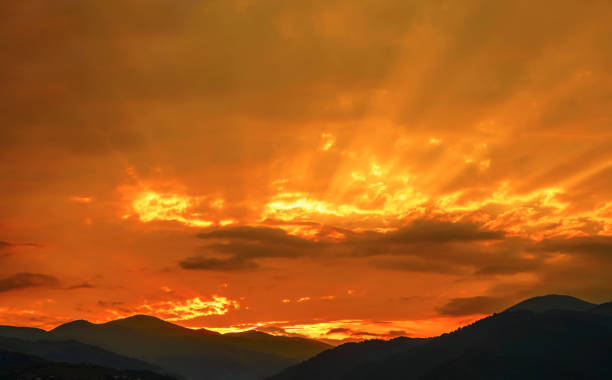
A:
[12,314,331,380]
[267,294,612,380]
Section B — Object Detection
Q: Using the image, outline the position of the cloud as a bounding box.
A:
[181,226,327,271]
[436,296,509,316]
[66,282,95,289]
[185,220,506,272]
[0,273,60,293]
[198,226,318,249]
[0,241,40,250]
[383,219,505,243]
[535,235,612,257]
[179,256,259,271]
[370,257,467,274]
[97,300,124,308]
[326,327,351,335]
[387,330,407,338]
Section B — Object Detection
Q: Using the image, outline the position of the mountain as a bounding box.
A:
[592,301,612,316]
[267,295,612,380]
[504,294,596,313]
[222,330,330,361]
[0,325,47,341]
[0,335,166,373]
[265,337,425,380]
[0,348,177,380]
[48,314,330,380]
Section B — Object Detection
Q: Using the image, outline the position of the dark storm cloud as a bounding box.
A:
[436,296,509,316]
[0,273,60,293]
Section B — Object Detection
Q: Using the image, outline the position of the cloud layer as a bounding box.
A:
[0,0,611,339]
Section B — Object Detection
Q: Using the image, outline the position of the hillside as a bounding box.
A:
[268,295,612,380]
[0,348,177,380]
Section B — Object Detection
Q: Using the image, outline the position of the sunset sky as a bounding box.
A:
[1,0,611,342]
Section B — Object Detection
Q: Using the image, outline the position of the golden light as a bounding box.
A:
[128,190,214,227]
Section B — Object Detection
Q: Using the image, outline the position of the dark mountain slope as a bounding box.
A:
[592,301,612,316]
[266,337,425,380]
[504,294,596,313]
[0,326,47,341]
[223,330,330,360]
[0,348,177,380]
[49,315,330,380]
[0,335,165,373]
[419,311,612,380]
[268,295,612,380]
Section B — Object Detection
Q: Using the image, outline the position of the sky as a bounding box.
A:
[1,0,611,343]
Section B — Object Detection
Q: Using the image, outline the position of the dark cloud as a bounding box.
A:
[198,226,318,248]
[182,226,327,271]
[66,282,95,289]
[387,330,407,338]
[350,331,382,337]
[535,236,612,257]
[179,256,259,271]
[384,219,505,243]
[0,241,40,250]
[436,296,509,316]
[0,273,60,293]
[184,221,509,272]
[326,327,351,335]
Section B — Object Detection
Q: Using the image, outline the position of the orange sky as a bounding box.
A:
[1,0,611,342]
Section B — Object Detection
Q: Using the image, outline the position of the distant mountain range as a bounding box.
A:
[1,295,611,380]
[267,295,612,380]
[0,314,329,380]
[0,348,176,380]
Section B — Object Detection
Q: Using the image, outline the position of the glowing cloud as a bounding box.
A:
[320,133,336,151]
[103,296,240,322]
[128,190,214,227]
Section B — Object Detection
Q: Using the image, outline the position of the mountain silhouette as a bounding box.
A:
[0,348,177,380]
[592,301,612,316]
[504,294,596,313]
[267,295,612,380]
[0,325,47,341]
[0,315,330,380]
[0,335,166,374]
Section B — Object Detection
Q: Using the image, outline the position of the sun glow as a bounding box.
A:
[101,296,240,322]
